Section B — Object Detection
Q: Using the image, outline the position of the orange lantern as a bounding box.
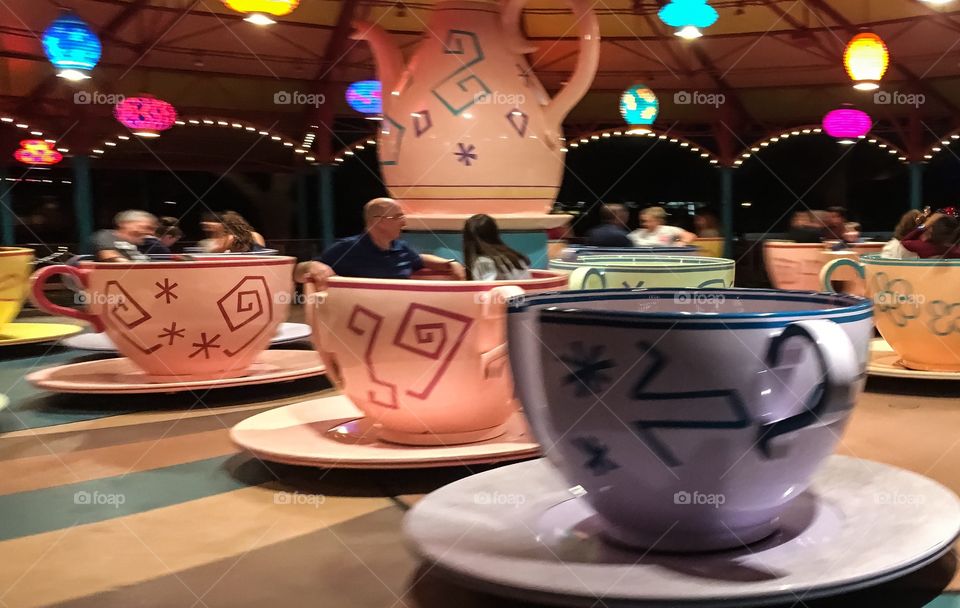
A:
[222,0,299,25]
[844,32,889,91]
[14,140,63,166]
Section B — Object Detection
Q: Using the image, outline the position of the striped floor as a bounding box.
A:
[0,319,957,607]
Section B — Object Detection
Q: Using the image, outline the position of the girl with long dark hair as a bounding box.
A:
[462,214,531,280]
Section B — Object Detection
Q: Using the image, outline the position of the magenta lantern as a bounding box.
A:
[822,108,872,144]
[114,95,177,137]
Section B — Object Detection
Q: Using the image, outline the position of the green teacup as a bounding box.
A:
[549,255,736,290]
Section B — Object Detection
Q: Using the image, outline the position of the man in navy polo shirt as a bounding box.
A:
[295,198,466,288]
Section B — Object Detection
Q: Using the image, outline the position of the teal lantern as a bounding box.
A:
[42,13,101,81]
[620,84,659,125]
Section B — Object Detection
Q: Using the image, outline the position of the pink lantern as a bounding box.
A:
[114,95,177,137]
[822,108,872,144]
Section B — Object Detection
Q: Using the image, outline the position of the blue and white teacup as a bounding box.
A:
[549,255,735,290]
[559,245,698,262]
[507,288,872,552]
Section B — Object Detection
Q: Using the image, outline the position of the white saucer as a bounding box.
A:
[404,456,960,607]
[61,322,312,352]
[230,394,539,469]
[868,338,960,380]
[26,349,325,394]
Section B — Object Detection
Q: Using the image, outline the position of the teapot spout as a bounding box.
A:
[351,20,403,97]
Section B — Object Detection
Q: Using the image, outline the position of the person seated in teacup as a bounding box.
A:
[785,210,822,243]
[693,211,721,238]
[881,209,922,259]
[90,210,157,262]
[200,211,266,253]
[628,206,696,247]
[463,214,531,280]
[900,212,960,259]
[295,198,466,288]
[140,216,183,256]
[585,204,632,247]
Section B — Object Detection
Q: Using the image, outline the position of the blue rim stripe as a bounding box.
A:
[508,288,872,320]
[860,253,960,267]
[539,311,874,330]
[548,266,733,274]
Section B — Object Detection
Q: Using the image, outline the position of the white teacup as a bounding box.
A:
[507,288,873,552]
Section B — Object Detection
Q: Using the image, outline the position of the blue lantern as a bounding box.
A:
[659,0,718,39]
[346,80,382,114]
[620,84,659,125]
[42,13,101,80]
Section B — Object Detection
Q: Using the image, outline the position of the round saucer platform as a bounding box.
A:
[868,338,960,380]
[0,322,84,346]
[26,349,325,394]
[230,394,540,468]
[404,456,960,607]
[61,322,313,352]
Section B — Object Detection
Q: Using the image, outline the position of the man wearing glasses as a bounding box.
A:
[295,198,466,288]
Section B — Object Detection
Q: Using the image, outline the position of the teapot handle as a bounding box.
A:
[502,0,600,132]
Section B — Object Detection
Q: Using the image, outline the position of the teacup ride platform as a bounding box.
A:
[231,270,569,468]
[404,456,960,607]
[402,213,571,269]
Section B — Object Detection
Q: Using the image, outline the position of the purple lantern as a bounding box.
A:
[822,108,872,143]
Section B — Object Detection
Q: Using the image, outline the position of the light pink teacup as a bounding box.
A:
[307,270,568,445]
[31,256,295,380]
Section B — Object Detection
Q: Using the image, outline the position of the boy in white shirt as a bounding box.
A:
[629,207,697,247]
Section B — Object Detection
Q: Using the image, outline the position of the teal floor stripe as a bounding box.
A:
[0,454,272,540]
[0,350,136,433]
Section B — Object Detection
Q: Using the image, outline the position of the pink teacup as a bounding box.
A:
[307,270,568,445]
[31,256,295,380]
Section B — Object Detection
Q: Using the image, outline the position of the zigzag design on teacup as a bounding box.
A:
[104,281,162,354]
[217,276,274,357]
[628,343,751,468]
[393,303,472,400]
[348,305,399,409]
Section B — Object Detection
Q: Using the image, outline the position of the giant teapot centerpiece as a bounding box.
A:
[353,0,600,216]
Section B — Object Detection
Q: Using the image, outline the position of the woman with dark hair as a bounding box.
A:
[462,214,531,280]
[881,209,921,259]
[900,213,960,258]
[202,211,266,253]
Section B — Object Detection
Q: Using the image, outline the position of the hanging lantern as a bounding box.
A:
[658,0,718,39]
[222,0,299,25]
[346,80,382,114]
[620,84,659,126]
[844,32,889,91]
[114,96,178,138]
[14,140,63,166]
[42,13,101,81]
[823,108,872,145]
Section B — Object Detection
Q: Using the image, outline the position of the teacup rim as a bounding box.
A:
[325,269,568,291]
[76,255,295,269]
[0,246,35,257]
[550,255,733,268]
[764,240,882,249]
[508,287,872,321]
[860,253,960,266]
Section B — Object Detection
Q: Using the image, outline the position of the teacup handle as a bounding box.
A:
[29,265,104,332]
[479,285,524,378]
[820,258,865,292]
[568,266,606,290]
[755,319,860,458]
[303,283,343,386]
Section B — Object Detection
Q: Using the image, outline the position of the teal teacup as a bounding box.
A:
[549,255,736,290]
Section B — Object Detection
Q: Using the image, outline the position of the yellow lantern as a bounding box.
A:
[844,32,889,91]
[223,0,299,25]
